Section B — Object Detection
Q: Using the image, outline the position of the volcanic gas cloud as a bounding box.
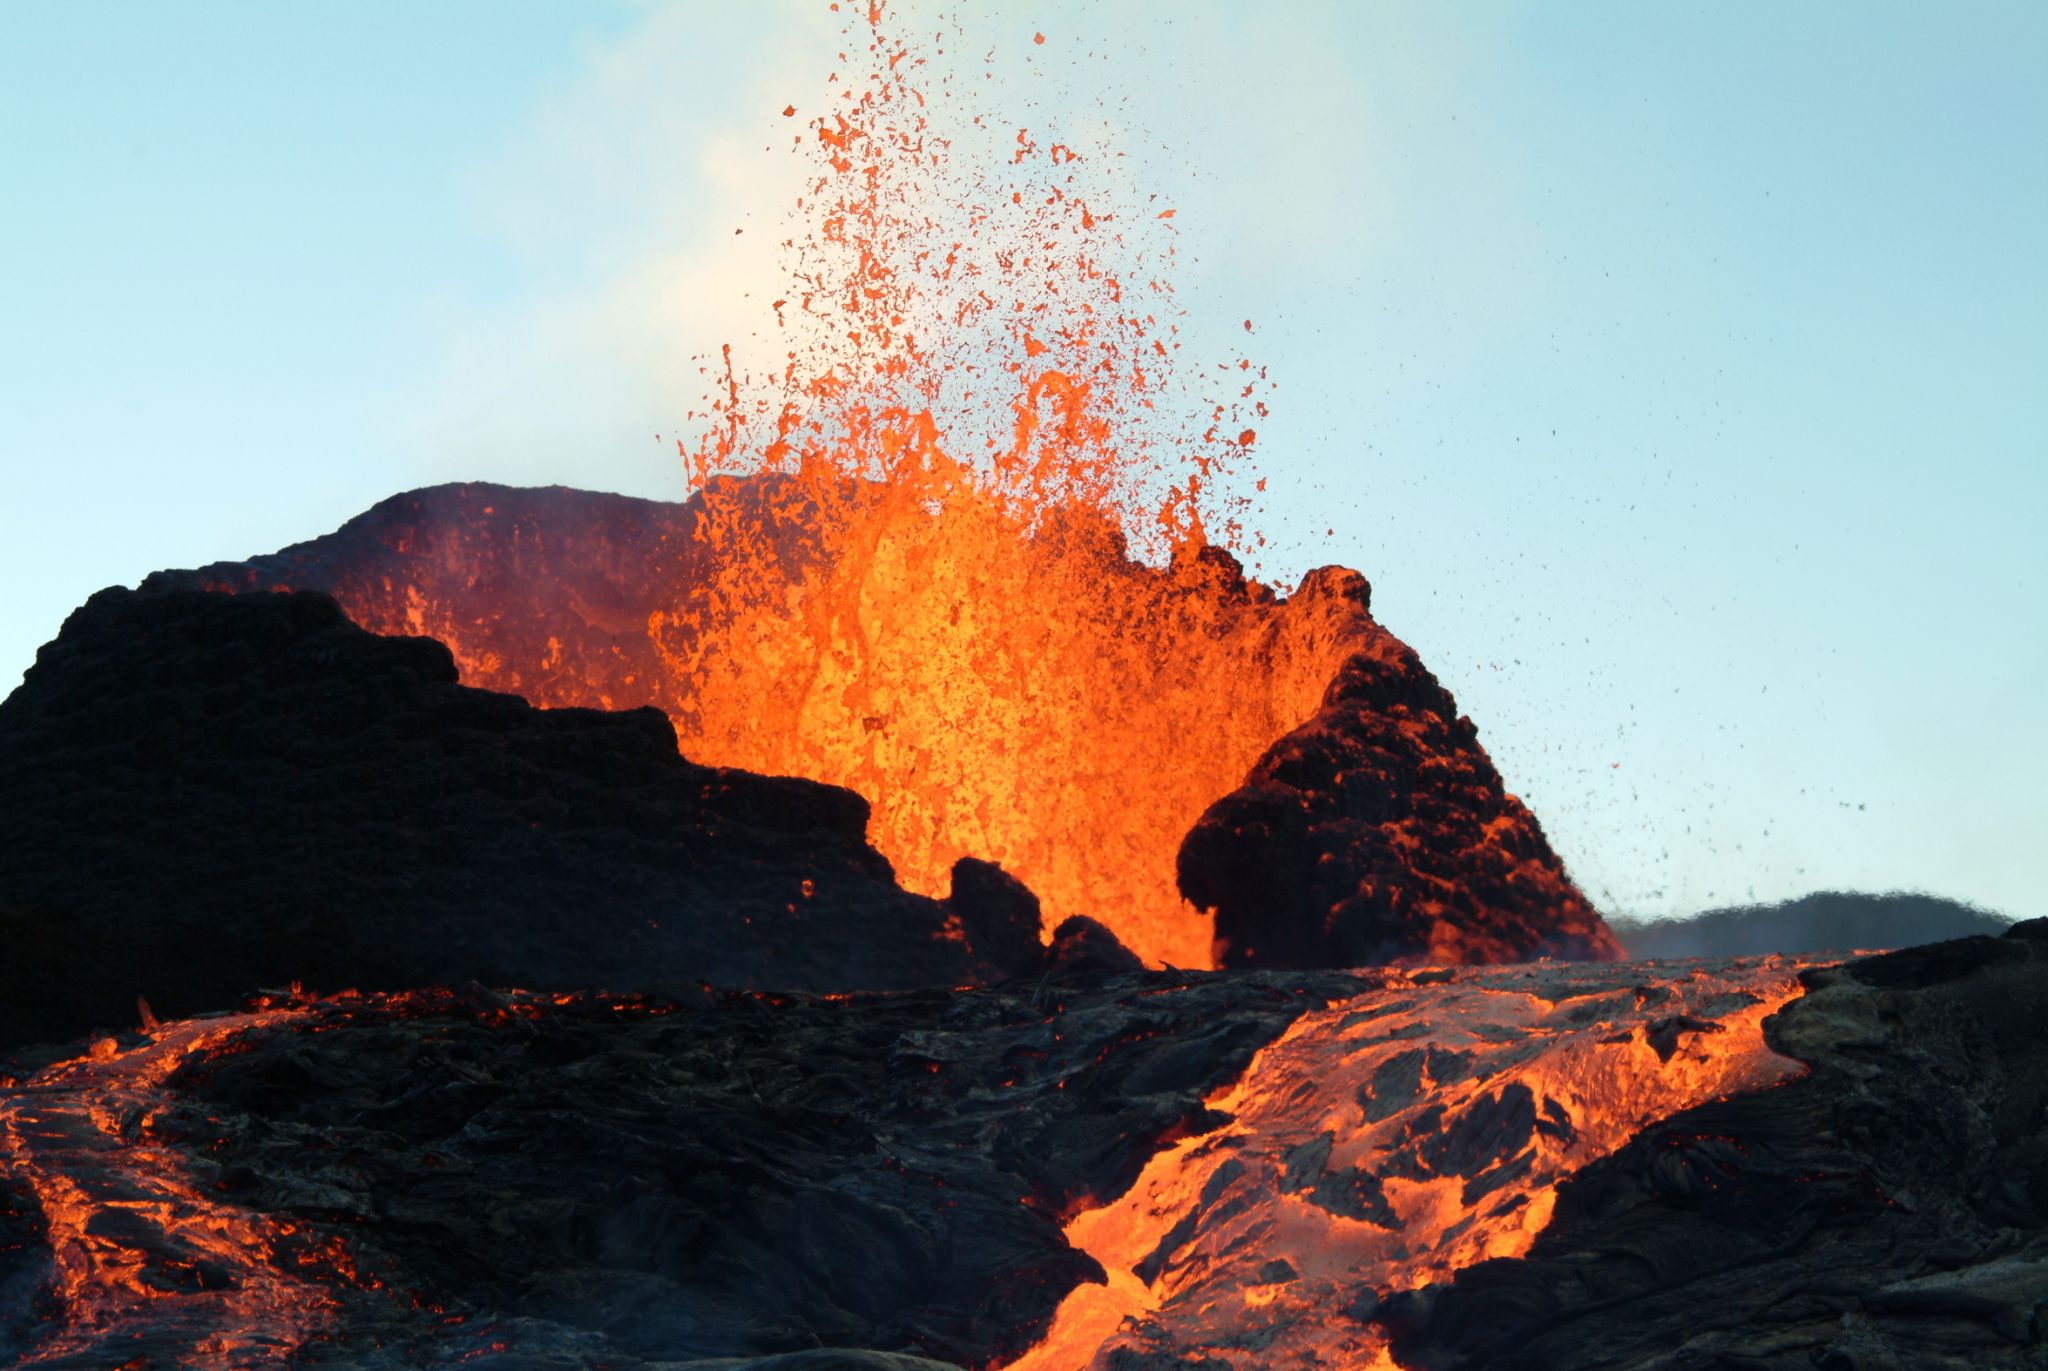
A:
[163,4,1615,974]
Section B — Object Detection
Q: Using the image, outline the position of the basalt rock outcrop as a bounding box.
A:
[0,587,1054,1050]
[1178,614,1620,969]
[145,479,1617,971]
[1385,919,2048,1371]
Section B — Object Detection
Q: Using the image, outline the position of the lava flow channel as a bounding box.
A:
[0,1006,351,1369]
[1004,956,1818,1371]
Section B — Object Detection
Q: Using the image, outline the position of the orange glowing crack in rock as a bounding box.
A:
[1004,957,1816,1371]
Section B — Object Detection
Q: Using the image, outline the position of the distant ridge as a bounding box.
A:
[1611,889,2016,960]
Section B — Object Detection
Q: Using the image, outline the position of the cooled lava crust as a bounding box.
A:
[0,970,1361,1368]
[2,931,2043,1369]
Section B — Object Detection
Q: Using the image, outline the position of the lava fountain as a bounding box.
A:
[598,6,1291,971]
[160,3,1616,973]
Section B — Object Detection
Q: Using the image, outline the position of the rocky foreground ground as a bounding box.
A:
[1,924,2042,1370]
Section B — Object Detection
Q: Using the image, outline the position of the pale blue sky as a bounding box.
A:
[3,2,2043,921]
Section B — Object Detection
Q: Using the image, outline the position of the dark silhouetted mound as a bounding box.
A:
[1178,602,1621,970]
[1384,919,2048,1371]
[1612,888,2017,959]
[142,482,716,717]
[1046,914,1147,978]
[0,587,1057,1049]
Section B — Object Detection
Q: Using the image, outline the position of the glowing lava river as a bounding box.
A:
[0,960,1818,1369]
[0,1004,342,1368]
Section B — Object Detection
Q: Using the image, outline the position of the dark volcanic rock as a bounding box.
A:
[0,970,1364,1369]
[944,857,1050,982]
[1046,915,1147,977]
[8,937,2048,1369]
[1384,920,2048,1371]
[1611,888,2017,959]
[1178,594,1620,970]
[0,587,1043,1049]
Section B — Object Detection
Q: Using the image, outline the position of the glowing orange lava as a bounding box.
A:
[657,3,1286,968]
[1003,956,1817,1370]
[0,1006,340,1368]
[0,987,691,1368]
[1,975,1822,1368]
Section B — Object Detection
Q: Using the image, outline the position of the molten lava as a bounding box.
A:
[458,2,1283,969]
[0,987,688,1368]
[649,491,1355,971]
[1005,956,1815,1370]
[645,5,1277,968]
[0,1006,342,1367]
[1,964,1821,1368]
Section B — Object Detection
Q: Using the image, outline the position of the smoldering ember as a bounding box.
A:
[4,9,2043,1371]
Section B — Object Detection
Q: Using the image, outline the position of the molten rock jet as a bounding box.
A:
[149,476,1618,973]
